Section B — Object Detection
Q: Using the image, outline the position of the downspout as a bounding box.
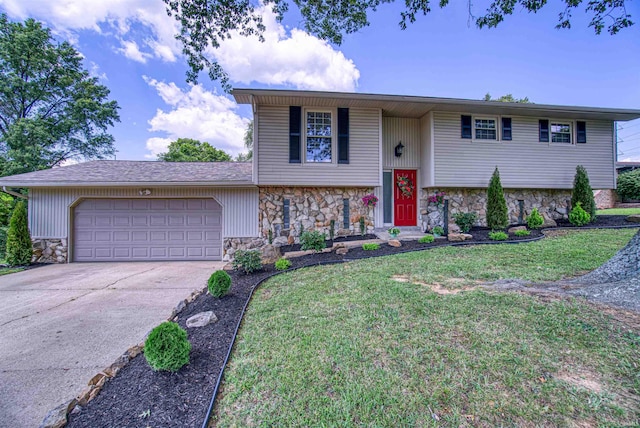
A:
[2,186,27,199]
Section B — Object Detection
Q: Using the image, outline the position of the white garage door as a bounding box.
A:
[73,198,222,262]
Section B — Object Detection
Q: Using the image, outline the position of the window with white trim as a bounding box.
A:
[474,118,497,140]
[551,122,572,143]
[305,111,333,162]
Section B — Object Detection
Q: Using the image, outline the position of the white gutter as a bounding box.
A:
[2,186,27,199]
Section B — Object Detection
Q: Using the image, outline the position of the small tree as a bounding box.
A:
[571,165,596,222]
[617,169,640,201]
[486,167,509,230]
[5,201,32,265]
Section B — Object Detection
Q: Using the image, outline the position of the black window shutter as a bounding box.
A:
[461,115,472,139]
[577,121,587,143]
[501,117,512,141]
[337,108,349,164]
[289,106,301,163]
[539,119,549,142]
[283,199,290,229]
[343,199,350,229]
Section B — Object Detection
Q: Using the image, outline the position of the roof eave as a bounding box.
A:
[0,181,257,188]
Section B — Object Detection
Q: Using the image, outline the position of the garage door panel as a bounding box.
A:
[74,198,222,262]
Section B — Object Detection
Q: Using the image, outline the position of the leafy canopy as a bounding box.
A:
[164,0,632,90]
[0,15,120,176]
[483,93,531,103]
[157,138,232,162]
[236,120,253,162]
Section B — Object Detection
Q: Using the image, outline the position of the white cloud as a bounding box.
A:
[89,62,107,80]
[212,7,359,91]
[118,40,152,63]
[1,0,359,91]
[143,77,249,158]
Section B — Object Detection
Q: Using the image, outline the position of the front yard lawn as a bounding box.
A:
[596,207,640,215]
[215,229,639,426]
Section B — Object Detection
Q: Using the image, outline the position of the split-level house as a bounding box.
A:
[1,89,639,263]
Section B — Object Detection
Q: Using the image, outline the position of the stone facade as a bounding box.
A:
[223,237,266,262]
[32,238,68,263]
[594,189,616,209]
[420,188,572,231]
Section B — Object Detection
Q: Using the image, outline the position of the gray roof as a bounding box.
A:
[233,88,640,121]
[0,160,254,187]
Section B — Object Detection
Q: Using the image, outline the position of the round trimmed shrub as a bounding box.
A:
[526,207,544,229]
[144,322,191,372]
[569,202,591,226]
[208,270,231,297]
[275,258,291,271]
[419,234,435,244]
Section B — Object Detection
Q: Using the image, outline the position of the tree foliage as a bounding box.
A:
[0,15,120,176]
[486,167,509,230]
[571,165,596,222]
[483,93,531,103]
[5,200,31,266]
[616,169,640,201]
[157,138,232,162]
[164,0,632,90]
[237,120,253,162]
[0,192,15,227]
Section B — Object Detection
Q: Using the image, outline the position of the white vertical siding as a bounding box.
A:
[382,117,421,169]
[433,112,615,189]
[29,187,259,238]
[420,113,434,187]
[256,105,381,186]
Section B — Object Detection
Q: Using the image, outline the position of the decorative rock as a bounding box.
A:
[448,223,461,233]
[260,244,281,264]
[447,233,466,242]
[287,235,295,245]
[127,345,143,359]
[76,386,93,406]
[462,233,473,240]
[388,239,402,247]
[39,399,75,428]
[542,218,558,228]
[174,300,186,314]
[335,247,349,255]
[508,225,527,234]
[626,214,640,223]
[186,311,218,328]
[272,236,288,247]
[88,373,106,387]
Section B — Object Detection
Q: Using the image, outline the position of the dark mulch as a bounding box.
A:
[557,214,637,228]
[278,233,378,253]
[0,262,48,271]
[64,218,637,428]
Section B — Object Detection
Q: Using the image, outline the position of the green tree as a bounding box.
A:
[5,200,31,266]
[0,192,14,226]
[157,138,232,162]
[483,93,531,103]
[571,165,596,222]
[236,120,253,162]
[0,16,120,176]
[164,0,632,90]
[486,167,509,230]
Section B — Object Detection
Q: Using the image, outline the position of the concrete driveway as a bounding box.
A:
[0,261,224,428]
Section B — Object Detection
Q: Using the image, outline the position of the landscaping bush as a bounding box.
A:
[453,212,477,233]
[571,165,596,223]
[275,258,291,271]
[232,249,262,274]
[144,322,191,372]
[488,231,509,241]
[432,226,444,236]
[0,227,7,260]
[0,193,15,227]
[300,230,326,252]
[362,243,380,250]
[526,208,544,229]
[419,235,435,244]
[514,229,531,237]
[617,169,640,201]
[388,227,400,237]
[5,201,32,266]
[486,167,509,230]
[569,202,591,226]
[208,270,231,297]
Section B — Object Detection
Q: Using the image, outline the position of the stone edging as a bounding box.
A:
[39,287,207,428]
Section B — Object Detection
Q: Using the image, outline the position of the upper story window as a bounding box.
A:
[551,122,572,143]
[305,111,332,163]
[475,118,497,140]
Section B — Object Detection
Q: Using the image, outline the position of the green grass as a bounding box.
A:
[214,229,640,426]
[596,207,640,215]
[0,266,23,276]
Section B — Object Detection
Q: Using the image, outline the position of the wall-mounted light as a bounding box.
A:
[139,189,151,196]
[394,141,404,157]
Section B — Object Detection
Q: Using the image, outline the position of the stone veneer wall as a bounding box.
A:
[593,189,616,210]
[421,188,572,230]
[32,238,68,263]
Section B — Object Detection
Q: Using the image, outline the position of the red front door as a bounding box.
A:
[394,169,417,226]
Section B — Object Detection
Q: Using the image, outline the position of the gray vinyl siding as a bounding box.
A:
[420,113,434,187]
[28,187,259,239]
[433,112,615,189]
[256,105,380,186]
[382,117,420,169]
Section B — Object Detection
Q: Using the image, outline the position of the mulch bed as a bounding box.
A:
[557,214,636,228]
[278,233,378,253]
[65,218,639,428]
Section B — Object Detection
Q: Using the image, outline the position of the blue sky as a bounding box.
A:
[1,0,639,161]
